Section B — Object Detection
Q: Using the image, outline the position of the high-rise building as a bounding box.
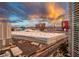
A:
[69,2,79,57]
[0,16,11,49]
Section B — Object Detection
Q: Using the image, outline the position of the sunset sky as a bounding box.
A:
[0,2,69,27]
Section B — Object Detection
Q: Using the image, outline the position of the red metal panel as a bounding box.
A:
[62,20,69,32]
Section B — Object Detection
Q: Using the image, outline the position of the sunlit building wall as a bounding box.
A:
[0,16,11,49]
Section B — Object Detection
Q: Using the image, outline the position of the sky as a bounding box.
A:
[0,2,69,27]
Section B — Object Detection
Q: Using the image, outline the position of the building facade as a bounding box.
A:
[0,16,11,49]
[69,2,79,57]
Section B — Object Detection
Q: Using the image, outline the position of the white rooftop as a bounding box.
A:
[12,31,67,44]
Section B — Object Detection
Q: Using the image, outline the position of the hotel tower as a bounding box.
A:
[0,15,11,50]
[69,2,79,57]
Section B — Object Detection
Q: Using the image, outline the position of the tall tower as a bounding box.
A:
[0,16,11,49]
[69,2,79,57]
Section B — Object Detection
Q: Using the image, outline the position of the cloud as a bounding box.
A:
[0,2,68,27]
